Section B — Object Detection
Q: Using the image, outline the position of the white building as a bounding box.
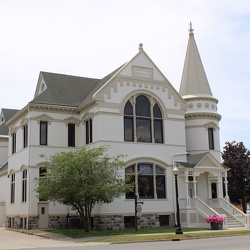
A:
[0,25,247,230]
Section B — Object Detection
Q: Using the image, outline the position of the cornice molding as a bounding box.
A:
[185,112,221,121]
[29,104,78,114]
[183,96,218,104]
[0,136,8,141]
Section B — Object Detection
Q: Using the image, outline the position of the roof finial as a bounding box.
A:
[189,22,194,36]
[139,43,143,51]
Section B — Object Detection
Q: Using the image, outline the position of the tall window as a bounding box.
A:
[124,95,163,143]
[22,169,27,202]
[39,167,47,201]
[68,123,75,147]
[10,174,15,203]
[86,119,92,144]
[12,133,16,154]
[125,163,166,199]
[40,121,48,145]
[23,125,28,148]
[208,128,214,149]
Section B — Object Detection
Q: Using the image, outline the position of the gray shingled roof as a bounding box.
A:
[177,152,211,168]
[31,65,125,107]
[0,162,8,174]
[31,72,100,107]
[0,109,20,135]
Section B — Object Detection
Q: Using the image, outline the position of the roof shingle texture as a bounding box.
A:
[31,65,124,107]
[0,109,20,135]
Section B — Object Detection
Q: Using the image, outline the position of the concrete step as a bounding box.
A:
[213,208,244,228]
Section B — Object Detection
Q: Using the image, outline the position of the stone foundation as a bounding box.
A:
[139,214,160,229]
[93,215,124,230]
[49,215,68,229]
[6,213,172,230]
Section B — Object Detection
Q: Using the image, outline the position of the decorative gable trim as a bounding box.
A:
[204,121,218,131]
[35,114,53,124]
[81,112,93,122]
[9,126,17,134]
[21,117,29,126]
[64,116,81,126]
[20,164,28,171]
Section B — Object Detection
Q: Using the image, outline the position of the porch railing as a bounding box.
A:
[219,198,246,225]
[193,197,220,217]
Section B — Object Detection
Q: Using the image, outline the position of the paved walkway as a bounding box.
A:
[0,227,109,250]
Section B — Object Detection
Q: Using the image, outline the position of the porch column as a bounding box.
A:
[217,172,222,198]
[224,172,229,200]
[193,175,197,198]
[185,174,190,207]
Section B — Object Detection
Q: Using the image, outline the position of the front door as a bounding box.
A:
[38,203,49,228]
[211,183,217,198]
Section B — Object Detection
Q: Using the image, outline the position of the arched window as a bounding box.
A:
[125,163,166,199]
[124,95,163,143]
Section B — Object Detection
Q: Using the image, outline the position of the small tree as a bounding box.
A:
[35,145,132,232]
[222,141,250,213]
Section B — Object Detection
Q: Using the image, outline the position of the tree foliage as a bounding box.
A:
[222,141,250,212]
[35,145,132,232]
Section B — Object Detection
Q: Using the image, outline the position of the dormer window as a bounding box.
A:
[0,115,4,124]
[39,82,47,94]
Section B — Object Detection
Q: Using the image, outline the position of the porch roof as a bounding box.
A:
[176,152,228,169]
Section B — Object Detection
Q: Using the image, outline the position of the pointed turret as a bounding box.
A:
[180,24,222,162]
[179,23,212,97]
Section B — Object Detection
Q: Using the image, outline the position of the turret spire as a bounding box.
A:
[179,23,212,97]
[189,22,194,36]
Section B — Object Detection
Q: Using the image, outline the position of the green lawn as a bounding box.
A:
[45,227,209,238]
[44,227,250,242]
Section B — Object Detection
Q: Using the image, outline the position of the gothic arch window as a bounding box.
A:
[124,95,163,143]
[125,163,166,199]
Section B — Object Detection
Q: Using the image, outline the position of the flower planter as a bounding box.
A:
[210,222,223,230]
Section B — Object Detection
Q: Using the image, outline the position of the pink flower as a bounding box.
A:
[205,215,224,224]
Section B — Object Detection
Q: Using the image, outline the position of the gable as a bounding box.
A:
[92,46,186,109]
[197,156,223,169]
[177,152,225,170]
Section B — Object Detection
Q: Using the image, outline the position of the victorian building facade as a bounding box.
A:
[0,26,246,230]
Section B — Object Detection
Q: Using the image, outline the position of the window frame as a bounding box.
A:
[125,163,166,200]
[40,121,48,145]
[208,128,214,149]
[85,119,92,145]
[23,125,28,148]
[124,95,163,144]
[22,169,27,202]
[68,123,75,147]
[10,173,15,204]
[12,133,16,154]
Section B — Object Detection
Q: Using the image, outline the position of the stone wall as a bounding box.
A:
[6,213,172,230]
[93,215,124,230]
[28,216,39,229]
[139,214,159,229]
[49,215,68,229]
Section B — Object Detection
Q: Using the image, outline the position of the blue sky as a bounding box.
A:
[1,0,250,150]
